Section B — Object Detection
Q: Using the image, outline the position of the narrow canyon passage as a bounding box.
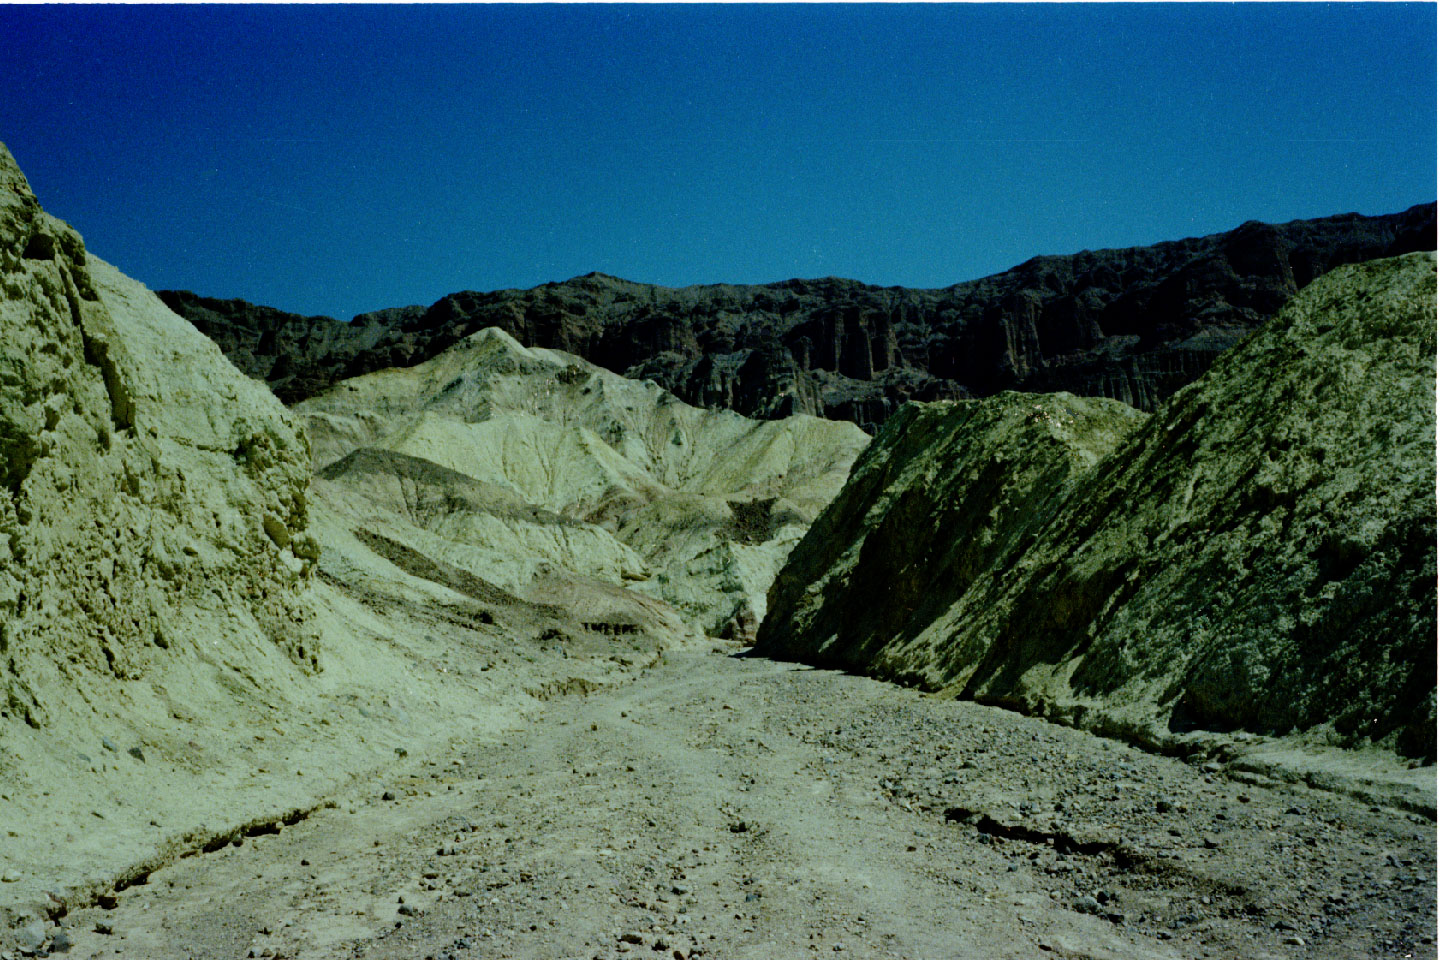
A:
[59,651,1434,960]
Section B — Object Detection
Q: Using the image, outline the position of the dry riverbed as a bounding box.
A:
[33,650,1437,960]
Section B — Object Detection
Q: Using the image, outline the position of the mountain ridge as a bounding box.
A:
[159,201,1436,432]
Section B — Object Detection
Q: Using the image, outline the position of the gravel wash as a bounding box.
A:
[56,650,1434,960]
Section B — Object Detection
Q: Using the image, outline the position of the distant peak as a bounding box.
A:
[568,271,633,285]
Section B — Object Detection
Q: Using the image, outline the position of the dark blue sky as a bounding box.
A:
[2,4,1434,321]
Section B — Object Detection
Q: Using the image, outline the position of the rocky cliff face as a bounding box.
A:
[160,203,1435,430]
[755,253,1437,759]
[0,142,319,732]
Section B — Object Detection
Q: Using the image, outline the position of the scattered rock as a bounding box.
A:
[14,922,45,954]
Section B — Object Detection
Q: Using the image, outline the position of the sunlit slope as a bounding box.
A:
[758,253,1437,758]
[0,140,319,742]
[299,327,870,636]
[0,143,659,917]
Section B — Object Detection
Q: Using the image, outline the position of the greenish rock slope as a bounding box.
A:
[757,253,1437,759]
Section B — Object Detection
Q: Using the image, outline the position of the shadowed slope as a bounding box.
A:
[757,253,1437,759]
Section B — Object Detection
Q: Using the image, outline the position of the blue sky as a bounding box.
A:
[1,4,1434,321]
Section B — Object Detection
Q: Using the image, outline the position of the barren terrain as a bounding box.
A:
[52,649,1435,960]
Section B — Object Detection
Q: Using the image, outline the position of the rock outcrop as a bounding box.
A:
[160,203,1435,430]
[755,253,1437,759]
[0,141,319,731]
[300,327,870,638]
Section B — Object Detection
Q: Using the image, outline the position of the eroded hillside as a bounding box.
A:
[298,327,869,641]
[757,253,1438,764]
[0,144,678,928]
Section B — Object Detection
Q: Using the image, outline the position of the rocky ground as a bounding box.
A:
[36,649,1435,960]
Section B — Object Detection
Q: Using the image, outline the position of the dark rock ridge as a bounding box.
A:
[754,253,1437,759]
[160,203,1435,431]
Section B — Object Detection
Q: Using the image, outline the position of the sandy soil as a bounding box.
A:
[44,649,1436,960]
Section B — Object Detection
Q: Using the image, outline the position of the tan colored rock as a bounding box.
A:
[758,253,1437,758]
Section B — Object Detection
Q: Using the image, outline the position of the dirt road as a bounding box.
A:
[54,650,1435,960]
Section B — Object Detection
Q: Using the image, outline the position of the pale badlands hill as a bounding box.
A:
[0,139,869,933]
[758,253,1438,771]
[298,325,869,640]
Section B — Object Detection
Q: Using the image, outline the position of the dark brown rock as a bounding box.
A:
[159,203,1435,430]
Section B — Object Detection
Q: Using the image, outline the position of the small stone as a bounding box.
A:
[1202,837,1220,849]
[397,904,418,917]
[1073,894,1102,915]
[620,932,645,944]
[1283,935,1305,946]
[1155,800,1173,813]
[127,746,145,762]
[382,791,397,802]
[101,738,117,753]
[96,893,118,910]
[15,922,45,953]
[49,928,71,953]
[93,922,112,935]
